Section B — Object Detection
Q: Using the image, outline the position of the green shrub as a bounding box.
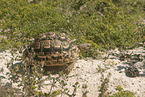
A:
[110,86,135,97]
[0,0,144,52]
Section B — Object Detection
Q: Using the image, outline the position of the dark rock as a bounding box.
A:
[125,66,140,77]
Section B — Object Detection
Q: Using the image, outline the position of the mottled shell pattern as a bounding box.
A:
[27,32,79,66]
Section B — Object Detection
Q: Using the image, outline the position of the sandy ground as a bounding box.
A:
[0,46,145,97]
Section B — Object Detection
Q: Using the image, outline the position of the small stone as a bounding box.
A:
[125,66,140,77]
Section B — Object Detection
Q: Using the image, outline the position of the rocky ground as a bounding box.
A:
[0,44,145,97]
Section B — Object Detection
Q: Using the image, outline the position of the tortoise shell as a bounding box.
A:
[24,32,79,67]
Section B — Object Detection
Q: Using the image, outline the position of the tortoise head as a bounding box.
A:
[77,43,91,52]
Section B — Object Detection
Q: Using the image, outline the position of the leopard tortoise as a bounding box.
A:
[23,32,91,74]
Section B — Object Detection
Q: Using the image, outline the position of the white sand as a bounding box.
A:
[0,47,145,97]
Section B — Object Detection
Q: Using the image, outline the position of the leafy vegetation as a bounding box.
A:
[0,0,144,51]
[110,86,135,97]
